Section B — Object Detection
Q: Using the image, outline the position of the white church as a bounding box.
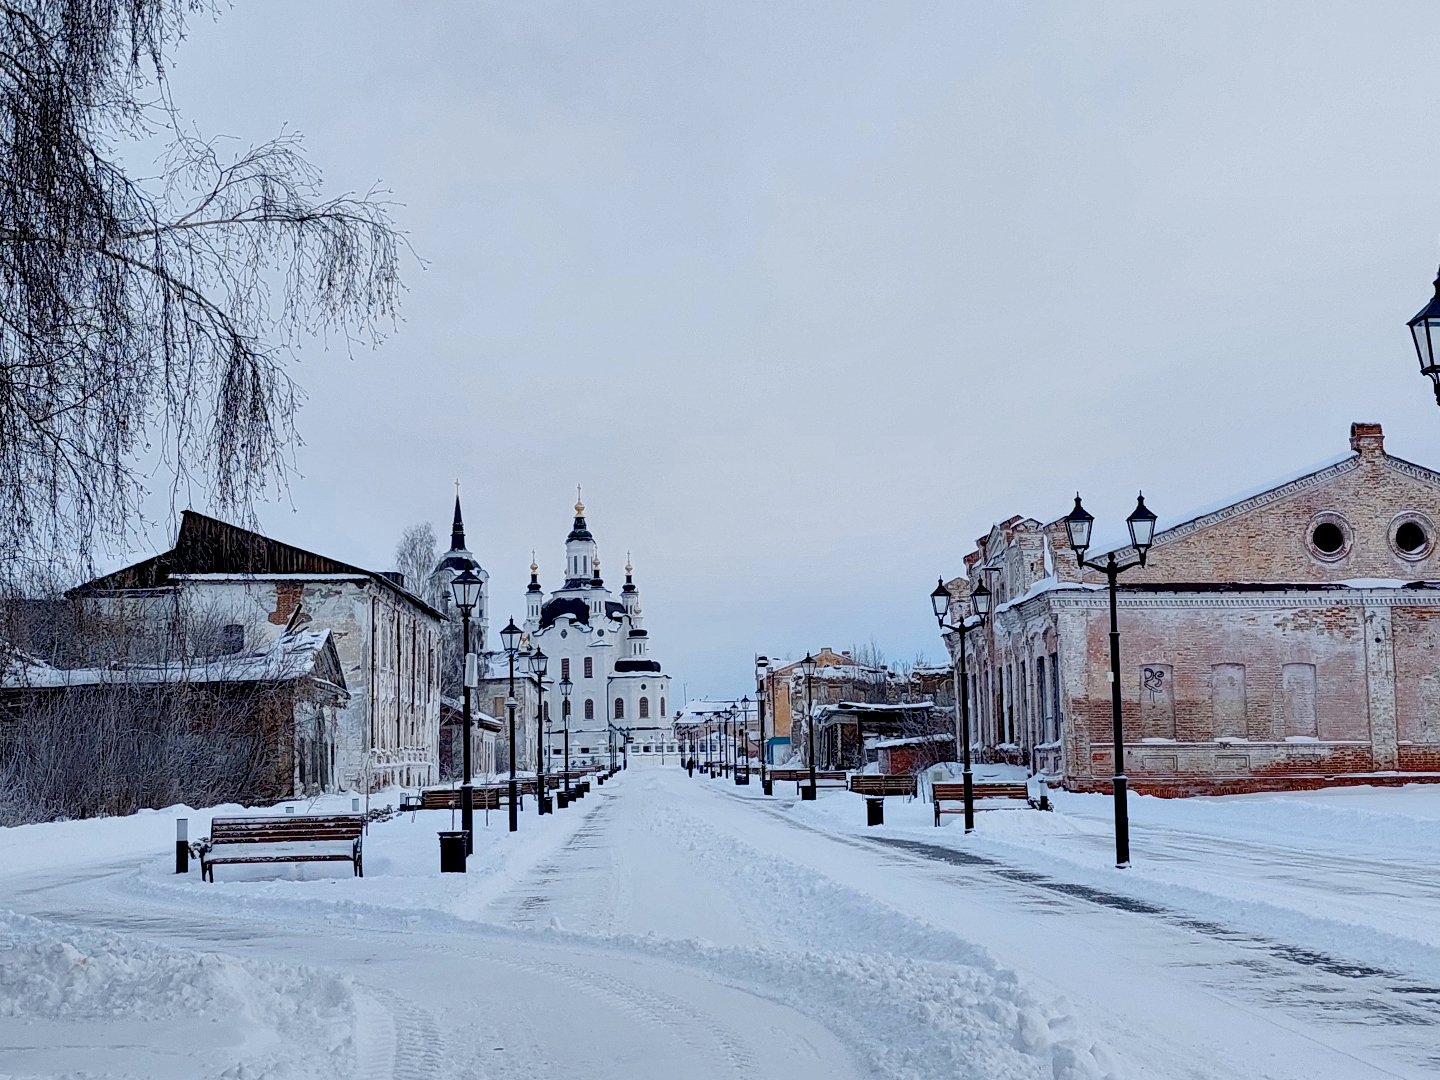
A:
[522,496,673,769]
[430,492,676,772]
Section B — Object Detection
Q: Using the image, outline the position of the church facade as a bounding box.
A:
[522,498,672,770]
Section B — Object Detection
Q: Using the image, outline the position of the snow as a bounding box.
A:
[3,628,337,688]
[2,771,1438,1077]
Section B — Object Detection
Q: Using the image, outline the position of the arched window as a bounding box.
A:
[563,698,571,717]
[614,698,625,719]
[584,698,594,720]
[544,701,550,722]
[660,697,666,717]
[639,697,650,719]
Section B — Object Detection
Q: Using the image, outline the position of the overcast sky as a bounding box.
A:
[126,1,1440,700]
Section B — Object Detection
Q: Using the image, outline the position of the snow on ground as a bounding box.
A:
[1,769,1438,1078]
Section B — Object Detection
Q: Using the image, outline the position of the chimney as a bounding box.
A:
[1349,422,1384,456]
[380,571,406,588]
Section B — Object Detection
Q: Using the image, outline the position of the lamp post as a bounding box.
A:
[724,706,733,777]
[560,673,573,804]
[1408,265,1440,405]
[736,695,751,784]
[1063,492,1158,869]
[529,649,550,814]
[500,617,521,832]
[930,576,992,832]
[801,653,818,800]
[450,569,483,853]
[756,657,771,794]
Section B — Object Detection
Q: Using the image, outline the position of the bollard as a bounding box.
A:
[175,817,189,874]
[763,779,773,796]
[866,798,884,827]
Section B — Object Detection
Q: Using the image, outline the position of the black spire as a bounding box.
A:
[450,495,466,551]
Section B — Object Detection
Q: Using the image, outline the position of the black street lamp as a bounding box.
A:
[1409,265,1440,405]
[736,695,751,785]
[529,649,550,814]
[501,617,522,832]
[801,653,818,800]
[450,569,483,854]
[559,672,573,805]
[1064,492,1158,869]
[756,657,771,795]
[930,576,991,832]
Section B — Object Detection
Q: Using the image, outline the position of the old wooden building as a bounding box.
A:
[945,423,1440,795]
[69,511,444,792]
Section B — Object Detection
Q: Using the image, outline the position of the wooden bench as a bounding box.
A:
[770,768,848,794]
[850,773,917,826]
[419,787,509,811]
[202,814,363,881]
[849,774,917,798]
[932,781,1050,825]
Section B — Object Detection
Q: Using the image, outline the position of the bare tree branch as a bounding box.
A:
[0,1,408,581]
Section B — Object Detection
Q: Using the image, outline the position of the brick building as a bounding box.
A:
[943,423,1440,795]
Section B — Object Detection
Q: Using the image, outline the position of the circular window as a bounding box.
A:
[1312,523,1344,553]
[1306,513,1352,562]
[1389,513,1435,561]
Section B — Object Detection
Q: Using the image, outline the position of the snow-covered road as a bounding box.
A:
[2,770,1437,1079]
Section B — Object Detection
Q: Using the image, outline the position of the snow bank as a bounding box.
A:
[0,909,356,1077]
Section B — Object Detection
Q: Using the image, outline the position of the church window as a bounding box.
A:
[660,697,666,717]
[584,699,594,720]
[563,698,571,717]
[561,658,570,680]
[614,698,625,719]
[639,697,650,719]
[544,701,550,722]
[584,656,593,678]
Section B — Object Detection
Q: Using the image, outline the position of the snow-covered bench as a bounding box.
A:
[849,774,917,825]
[201,814,364,881]
[932,781,1050,825]
[770,768,848,794]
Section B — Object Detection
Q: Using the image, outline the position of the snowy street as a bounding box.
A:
[2,770,1439,1079]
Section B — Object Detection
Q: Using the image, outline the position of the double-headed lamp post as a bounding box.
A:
[756,657,771,795]
[529,649,550,814]
[1063,492,1158,869]
[1408,265,1440,405]
[501,617,521,832]
[738,695,751,784]
[450,569,483,852]
[930,575,992,833]
[559,673,573,804]
[801,653,818,800]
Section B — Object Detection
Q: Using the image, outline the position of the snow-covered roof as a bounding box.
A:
[2,629,345,692]
[865,733,955,750]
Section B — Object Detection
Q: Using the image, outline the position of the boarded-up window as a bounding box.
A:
[1139,664,1175,738]
[1211,664,1246,738]
[1282,663,1317,737]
